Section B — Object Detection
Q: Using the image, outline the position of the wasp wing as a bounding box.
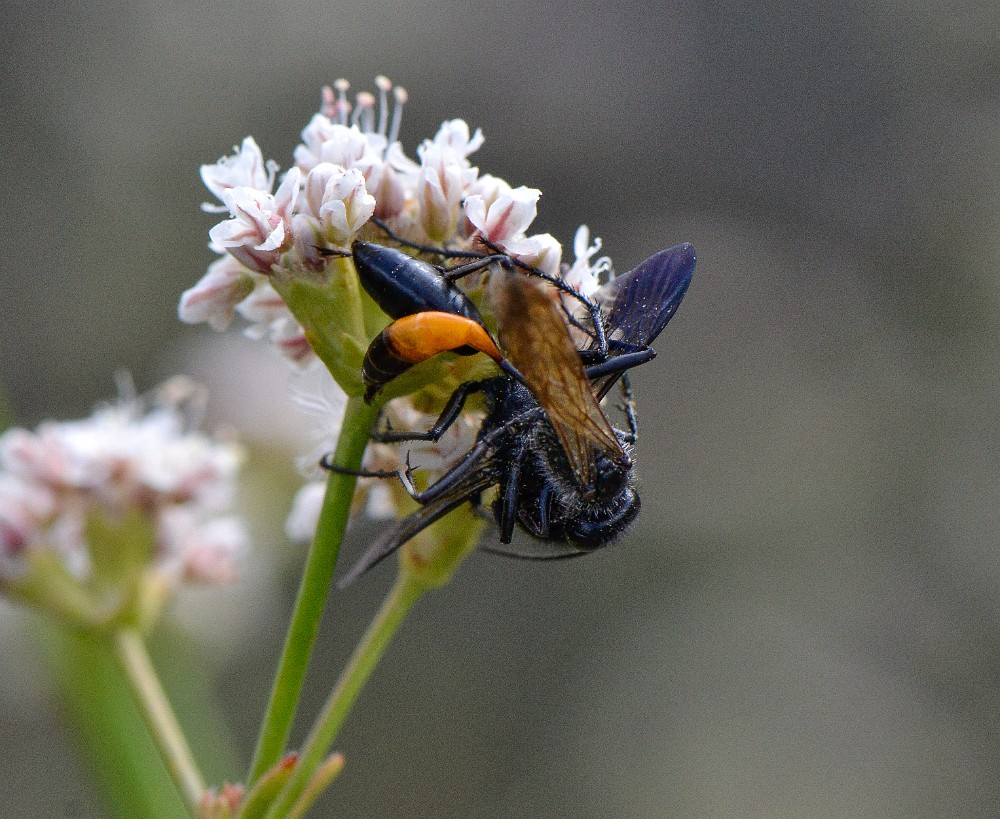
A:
[490,268,627,487]
[481,541,591,560]
[336,458,496,588]
[590,243,695,396]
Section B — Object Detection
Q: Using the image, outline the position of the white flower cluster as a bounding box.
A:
[0,378,246,587]
[179,77,615,544]
[179,77,611,366]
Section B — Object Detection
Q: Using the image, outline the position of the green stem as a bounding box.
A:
[248,397,379,784]
[264,572,425,818]
[113,629,205,815]
[42,623,188,819]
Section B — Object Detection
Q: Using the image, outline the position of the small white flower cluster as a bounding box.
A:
[180,76,611,365]
[179,77,615,544]
[0,378,246,588]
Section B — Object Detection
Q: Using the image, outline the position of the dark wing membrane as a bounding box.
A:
[336,464,495,588]
[490,268,626,485]
[591,243,695,395]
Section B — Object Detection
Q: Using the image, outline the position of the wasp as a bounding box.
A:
[332,228,695,587]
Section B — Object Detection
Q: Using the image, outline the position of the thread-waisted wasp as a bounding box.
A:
[328,223,695,586]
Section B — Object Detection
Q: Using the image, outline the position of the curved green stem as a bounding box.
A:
[263,571,425,818]
[248,397,379,785]
[113,629,205,815]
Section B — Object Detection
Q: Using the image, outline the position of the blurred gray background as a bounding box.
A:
[3,0,1000,816]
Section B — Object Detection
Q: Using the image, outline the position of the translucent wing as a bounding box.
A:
[336,462,496,588]
[490,268,627,487]
[591,243,695,396]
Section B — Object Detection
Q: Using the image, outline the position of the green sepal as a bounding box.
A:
[238,755,299,819]
[368,351,504,409]
[272,256,368,395]
[401,501,486,590]
[286,753,346,819]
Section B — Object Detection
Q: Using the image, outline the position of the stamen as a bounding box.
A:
[388,86,407,145]
[352,91,375,133]
[375,75,392,138]
[319,85,337,120]
[333,78,351,125]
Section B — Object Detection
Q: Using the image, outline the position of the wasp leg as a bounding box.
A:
[319,453,399,478]
[396,405,544,507]
[371,379,491,444]
[397,438,492,505]
[578,339,647,365]
[497,441,526,543]
[559,295,600,342]
[583,348,656,380]
[536,485,553,538]
[617,372,638,444]
[369,216,474,259]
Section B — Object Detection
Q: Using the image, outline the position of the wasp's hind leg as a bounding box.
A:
[371,379,491,444]
[319,454,399,478]
[616,372,638,444]
[369,216,475,261]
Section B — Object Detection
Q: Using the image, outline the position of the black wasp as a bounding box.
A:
[331,226,695,587]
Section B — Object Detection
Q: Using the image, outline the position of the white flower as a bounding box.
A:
[272,321,315,366]
[464,186,540,246]
[563,225,611,298]
[201,137,278,213]
[0,475,55,579]
[503,232,563,276]
[289,364,348,477]
[299,164,376,247]
[466,174,513,211]
[430,119,485,158]
[178,256,257,331]
[368,141,415,219]
[159,508,244,584]
[209,168,301,274]
[294,79,417,223]
[363,482,397,520]
[233,285,314,365]
[416,143,479,243]
[294,116,381,175]
[285,480,326,543]
[235,282,293,330]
